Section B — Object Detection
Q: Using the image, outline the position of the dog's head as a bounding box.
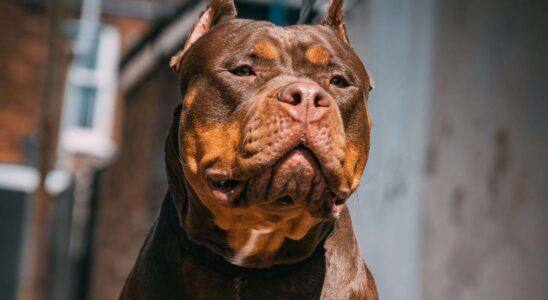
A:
[166,0,373,266]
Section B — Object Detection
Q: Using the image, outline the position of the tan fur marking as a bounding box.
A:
[366,107,373,128]
[183,86,198,108]
[180,122,240,187]
[306,46,331,65]
[224,210,320,265]
[252,40,278,60]
[342,141,369,192]
[283,212,320,240]
[229,228,273,265]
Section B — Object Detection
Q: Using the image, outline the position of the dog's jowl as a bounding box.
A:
[120,0,378,299]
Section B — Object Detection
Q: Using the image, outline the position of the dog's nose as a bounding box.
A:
[277,82,332,123]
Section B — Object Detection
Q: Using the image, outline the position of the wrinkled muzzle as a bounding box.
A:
[206,80,349,218]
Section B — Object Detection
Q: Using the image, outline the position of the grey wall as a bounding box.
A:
[345,0,435,299]
[422,0,548,299]
[345,0,548,299]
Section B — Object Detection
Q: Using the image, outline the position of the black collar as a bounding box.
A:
[164,192,335,277]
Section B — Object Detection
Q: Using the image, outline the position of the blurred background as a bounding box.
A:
[0,0,546,299]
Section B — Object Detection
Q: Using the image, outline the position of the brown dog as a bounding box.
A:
[120,0,377,298]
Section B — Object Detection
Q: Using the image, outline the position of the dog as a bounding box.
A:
[120,0,378,298]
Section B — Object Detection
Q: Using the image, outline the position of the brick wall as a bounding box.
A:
[0,2,149,164]
[89,62,180,300]
[0,3,47,164]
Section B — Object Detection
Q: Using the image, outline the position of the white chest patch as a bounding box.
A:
[230,228,273,266]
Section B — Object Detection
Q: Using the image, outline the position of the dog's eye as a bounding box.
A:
[330,75,349,88]
[231,65,255,76]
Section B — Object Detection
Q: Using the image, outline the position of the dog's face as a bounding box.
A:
[169,0,372,259]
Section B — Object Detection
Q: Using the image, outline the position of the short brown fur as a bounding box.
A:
[121,0,378,298]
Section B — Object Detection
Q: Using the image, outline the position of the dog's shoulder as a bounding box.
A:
[321,207,379,300]
[119,205,189,300]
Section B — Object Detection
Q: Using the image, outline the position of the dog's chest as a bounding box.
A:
[180,254,325,299]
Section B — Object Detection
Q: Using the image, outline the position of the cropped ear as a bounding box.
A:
[170,0,237,74]
[321,0,349,44]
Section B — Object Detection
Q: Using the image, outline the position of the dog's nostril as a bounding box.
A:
[292,93,302,105]
[314,95,323,107]
[314,92,331,107]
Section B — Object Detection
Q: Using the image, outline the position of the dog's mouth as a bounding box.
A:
[206,145,345,218]
[208,179,246,203]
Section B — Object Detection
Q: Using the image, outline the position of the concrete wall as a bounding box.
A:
[345,0,434,299]
[345,0,548,299]
[422,0,548,299]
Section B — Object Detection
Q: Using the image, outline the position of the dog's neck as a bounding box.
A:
[165,105,335,268]
[163,191,333,275]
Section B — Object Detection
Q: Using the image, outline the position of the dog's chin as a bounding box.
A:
[248,146,323,203]
[207,146,345,219]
